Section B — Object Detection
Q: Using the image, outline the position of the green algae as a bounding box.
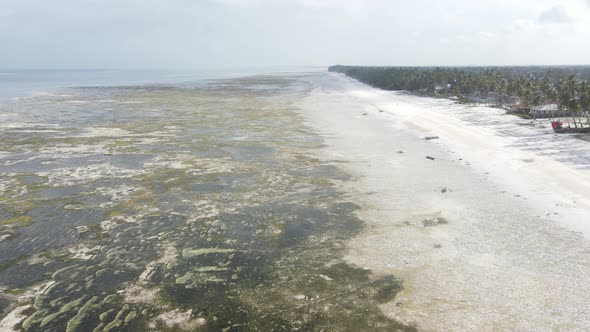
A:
[3,288,26,295]
[175,272,225,286]
[174,273,193,285]
[124,310,137,323]
[65,296,100,332]
[181,248,236,258]
[0,76,412,332]
[99,310,114,322]
[1,215,33,227]
[39,297,85,328]
[194,266,228,272]
[0,255,28,272]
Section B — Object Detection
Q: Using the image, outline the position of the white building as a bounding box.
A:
[530,104,558,118]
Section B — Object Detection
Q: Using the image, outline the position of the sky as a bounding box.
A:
[1,0,589,69]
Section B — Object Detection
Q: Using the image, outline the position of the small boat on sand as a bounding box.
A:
[551,121,590,134]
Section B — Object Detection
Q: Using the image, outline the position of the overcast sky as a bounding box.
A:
[1,0,589,69]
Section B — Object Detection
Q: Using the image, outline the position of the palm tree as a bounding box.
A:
[579,81,590,126]
[329,67,589,124]
[557,75,581,127]
[497,79,508,105]
[513,77,534,111]
[539,77,555,101]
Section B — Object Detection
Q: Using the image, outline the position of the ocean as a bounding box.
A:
[0,69,409,331]
[0,68,312,100]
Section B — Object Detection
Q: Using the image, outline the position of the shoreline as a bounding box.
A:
[298,72,590,330]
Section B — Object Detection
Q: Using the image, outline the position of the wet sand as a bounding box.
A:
[299,73,590,331]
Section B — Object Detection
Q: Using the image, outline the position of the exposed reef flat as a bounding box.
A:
[0,76,413,331]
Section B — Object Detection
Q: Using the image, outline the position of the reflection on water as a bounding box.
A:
[0,75,412,331]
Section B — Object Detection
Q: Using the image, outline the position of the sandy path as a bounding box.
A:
[298,73,590,331]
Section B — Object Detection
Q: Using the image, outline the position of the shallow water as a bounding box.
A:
[0,74,413,331]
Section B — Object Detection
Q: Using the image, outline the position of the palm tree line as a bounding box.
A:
[329,65,590,122]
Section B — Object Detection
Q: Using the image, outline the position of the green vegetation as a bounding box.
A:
[1,215,33,227]
[0,255,28,271]
[329,65,590,122]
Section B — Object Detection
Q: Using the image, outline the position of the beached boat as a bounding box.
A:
[551,121,590,134]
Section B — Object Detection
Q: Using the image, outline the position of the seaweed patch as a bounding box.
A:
[0,76,412,331]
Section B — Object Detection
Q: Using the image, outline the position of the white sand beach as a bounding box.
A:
[299,72,590,331]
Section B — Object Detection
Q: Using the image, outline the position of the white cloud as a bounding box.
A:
[210,0,379,10]
[512,19,537,31]
[0,10,15,18]
[538,4,575,23]
[0,0,589,68]
[478,31,497,39]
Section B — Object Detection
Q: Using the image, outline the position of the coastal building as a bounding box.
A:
[509,103,530,114]
[434,84,452,91]
[531,104,558,118]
